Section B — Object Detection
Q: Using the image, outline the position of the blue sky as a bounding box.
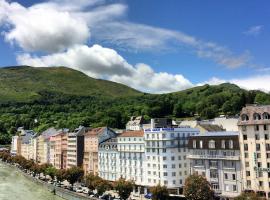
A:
[0,0,270,93]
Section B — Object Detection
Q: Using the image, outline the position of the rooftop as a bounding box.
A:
[190,131,239,137]
[118,130,144,137]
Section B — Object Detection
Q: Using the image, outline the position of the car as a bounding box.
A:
[82,187,89,194]
[75,187,83,193]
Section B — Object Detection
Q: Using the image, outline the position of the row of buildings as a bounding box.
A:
[10,104,270,199]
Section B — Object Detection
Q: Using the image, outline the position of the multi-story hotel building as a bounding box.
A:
[188,132,242,199]
[49,129,68,169]
[66,126,86,168]
[144,127,199,194]
[84,127,116,175]
[238,104,270,198]
[20,130,36,160]
[117,130,145,186]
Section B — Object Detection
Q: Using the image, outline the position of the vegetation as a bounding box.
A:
[150,184,169,200]
[234,192,266,200]
[0,66,270,144]
[65,166,84,185]
[184,174,214,200]
[114,177,134,200]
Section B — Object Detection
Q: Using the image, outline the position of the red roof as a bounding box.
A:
[119,130,144,137]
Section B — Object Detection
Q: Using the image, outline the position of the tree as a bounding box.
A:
[184,174,214,200]
[234,192,265,200]
[65,166,84,185]
[114,177,134,200]
[44,166,58,179]
[96,179,112,196]
[56,169,67,182]
[150,184,169,200]
[85,173,102,190]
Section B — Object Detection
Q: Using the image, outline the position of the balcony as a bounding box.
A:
[187,154,240,161]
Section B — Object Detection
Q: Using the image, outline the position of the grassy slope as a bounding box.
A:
[0,66,141,102]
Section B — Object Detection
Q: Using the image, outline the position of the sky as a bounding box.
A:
[0,0,270,93]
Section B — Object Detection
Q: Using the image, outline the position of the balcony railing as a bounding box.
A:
[187,154,240,160]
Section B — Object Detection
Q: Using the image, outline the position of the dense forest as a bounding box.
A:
[0,66,270,144]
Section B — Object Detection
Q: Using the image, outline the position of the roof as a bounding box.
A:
[84,127,105,136]
[118,130,144,137]
[21,131,36,144]
[190,131,239,137]
[69,126,87,136]
[198,124,225,132]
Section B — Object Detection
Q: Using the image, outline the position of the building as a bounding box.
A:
[11,135,19,155]
[214,117,238,132]
[36,127,58,164]
[126,116,145,131]
[188,132,242,199]
[85,127,116,175]
[117,130,145,187]
[144,126,199,194]
[66,126,86,168]
[238,104,270,198]
[20,130,36,160]
[49,129,68,169]
[98,136,118,181]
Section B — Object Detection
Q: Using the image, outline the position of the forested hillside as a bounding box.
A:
[0,66,270,144]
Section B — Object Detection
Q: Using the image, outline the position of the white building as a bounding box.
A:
[117,130,145,187]
[188,132,242,199]
[144,127,199,194]
[238,104,270,199]
[11,135,19,155]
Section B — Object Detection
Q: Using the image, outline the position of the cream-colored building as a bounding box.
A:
[238,104,270,199]
[37,128,58,164]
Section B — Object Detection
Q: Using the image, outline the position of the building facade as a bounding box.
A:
[238,104,270,198]
[188,132,242,199]
[66,126,86,168]
[117,131,145,186]
[144,127,199,194]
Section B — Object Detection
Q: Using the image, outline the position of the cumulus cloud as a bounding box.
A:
[17,44,193,93]
[244,25,264,36]
[200,75,270,92]
[1,0,90,52]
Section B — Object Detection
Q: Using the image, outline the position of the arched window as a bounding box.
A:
[209,140,215,149]
[253,113,261,120]
[263,112,270,120]
[241,114,249,121]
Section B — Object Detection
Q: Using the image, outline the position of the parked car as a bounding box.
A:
[75,187,83,193]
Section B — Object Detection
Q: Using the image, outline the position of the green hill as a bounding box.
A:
[0,66,269,144]
[0,66,141,102]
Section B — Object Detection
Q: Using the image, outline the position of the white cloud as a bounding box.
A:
[244,25,264,36]
[0,0,251,69]
[1,0,90,52]
[17,44,193,93]
[201,75,270,92]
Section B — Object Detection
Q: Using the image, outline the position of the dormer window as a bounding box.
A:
[263,112,270,120]
[241,114,249,121]
[209,140,215,149]
[253,113,261,120]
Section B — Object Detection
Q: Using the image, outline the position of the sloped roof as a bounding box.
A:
[118,130,144,137]
[198,124,225,132]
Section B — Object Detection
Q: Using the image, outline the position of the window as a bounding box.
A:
[164,181,168,185]
[225,184,230,192]
[242,126,247,131]
[193,140,197,148]
[246,171,250,176]
[263,112,270,119]
[163,165,167,168]
[265,134,269,140]
[244,144,248,151]
[163,172,168,176]
[241,114,249,121]
[247,180,251,187]
[200,140,203,149]
[233,185,237,192]
[254,113,261,120]
[245,162,249,167]
[221,140,225,149]
[255,134,260,140]
[224,173,228,180]
[229,140,233,149]
[209,140,215,149]
[171,156,175,161]
[232,174,236,180]
[163,156,166,161]
[257,153,261,158]
[162,149,166,153]
[243,135,247,140]
[255,125,260,132]
[259,181,263,187]
[172,164,175,168]
[256,144,261,151]
[172,172,176,176]
[264,125,268,131]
